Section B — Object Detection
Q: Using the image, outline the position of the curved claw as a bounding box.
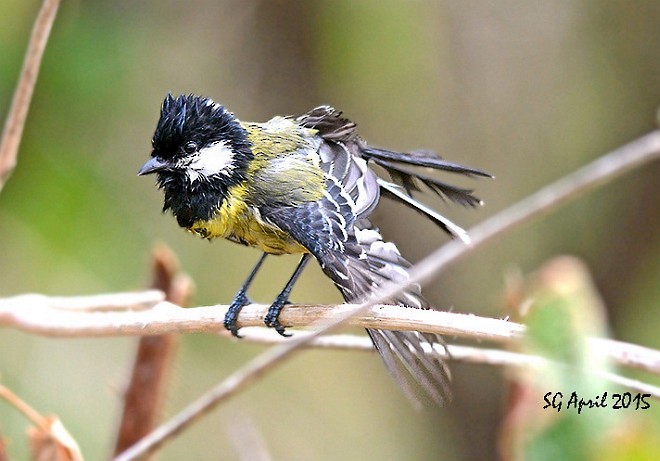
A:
[275,323,292,338]
[226,325,243,338]
[224,316,243,338]
[224,291,251,338]
[264,294,291,337]
[264,314,292,337]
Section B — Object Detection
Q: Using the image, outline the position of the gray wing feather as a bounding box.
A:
[261,106,455,406]
[266,206,453,406]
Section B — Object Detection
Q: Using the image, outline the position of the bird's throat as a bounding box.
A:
[159,172,229,229]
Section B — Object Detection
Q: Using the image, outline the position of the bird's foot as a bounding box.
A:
[224,291,252,338]
[264,294,292,337]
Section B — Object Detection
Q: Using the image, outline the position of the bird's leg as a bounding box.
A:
[264,253,311,337]
[224,252,269,337]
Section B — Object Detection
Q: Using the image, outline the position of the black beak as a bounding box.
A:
[138,156,168,176]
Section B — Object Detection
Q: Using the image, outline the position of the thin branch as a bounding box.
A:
[113,131,660,461]
[2,293,658,375]
[0,383,85,461]
[0,384,49,430]
[0,294,523,340]
[221,328,660,377]
[226,329,660,399]
[0,0,60,192]
[217,324,660,377]
[590,338,660,375]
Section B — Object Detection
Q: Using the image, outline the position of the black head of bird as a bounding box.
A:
[138,94,253,228]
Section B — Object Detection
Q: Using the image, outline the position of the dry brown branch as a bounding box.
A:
[0,0,60,192]
[112,247,193,458]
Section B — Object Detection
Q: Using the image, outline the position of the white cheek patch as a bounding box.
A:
[187,141,235,180]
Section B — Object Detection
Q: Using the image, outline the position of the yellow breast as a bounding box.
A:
[188,185,308,255]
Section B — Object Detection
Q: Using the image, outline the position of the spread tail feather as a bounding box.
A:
[367,329,452,408]
[378,179,471,243]
[320,222,452,407]
[362,147,492,178]
[362,147,490,239]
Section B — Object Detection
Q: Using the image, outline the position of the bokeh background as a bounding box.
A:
[1,1,658,460]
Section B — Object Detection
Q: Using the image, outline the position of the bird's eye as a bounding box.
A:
[183,141,198,154]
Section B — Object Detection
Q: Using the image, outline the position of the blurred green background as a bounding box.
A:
[0,1,658,460]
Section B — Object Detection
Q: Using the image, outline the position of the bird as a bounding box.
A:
[138,94,491,406]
